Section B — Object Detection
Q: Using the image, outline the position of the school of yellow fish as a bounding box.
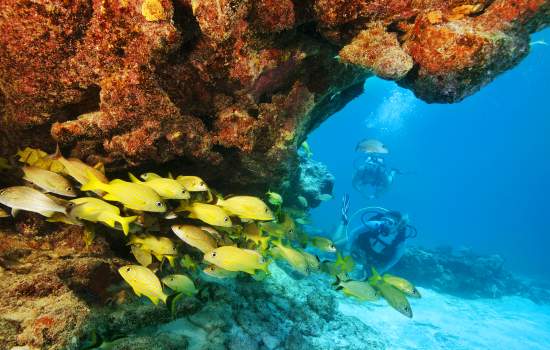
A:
[0,147,420,318]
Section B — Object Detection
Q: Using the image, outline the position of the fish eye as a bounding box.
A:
[200,182,205,186]
[264,208,269,212]
[212,252,217,257]
[156,201,163,207]
[288,229,294,234]
[126,267,131,272]
[224,217,229,222]
[182,189,187,194]
[66,187,72,191]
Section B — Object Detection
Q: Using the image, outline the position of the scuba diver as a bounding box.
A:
[333,194,417,274]
[352,155,400,199]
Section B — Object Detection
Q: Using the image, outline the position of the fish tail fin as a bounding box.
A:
[128,172,141,183]
[166,292,183,318]
[81,170,108,192]
[165,255,176,268]
[118,215,137,235]
[52,144,62,160]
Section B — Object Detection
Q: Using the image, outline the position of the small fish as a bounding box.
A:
[177,202,232,227]
[131,245,153,267]
[180,254,198,271]
[301,141,313,158]
[260,213,296,238]
[302,251,320,271]
[373,279,413,318]
[297,195,308,208]
[129,234,177,266]
[22,166,77,197]
[317,193,333,201]
[335,278,379,301]
[355,139,389,154]
[243,222,270,251]
[309,236,336,253]
[176,175,209,192]
[118,265,167,305]
[266,190,283,206]
[271,241,308,275]
[0,186,68,217]
[203,264,238,279]
[530,40,549,47]
[161,274,197,296]
[382,273,421,298]
[82,172,166,212]
[334,253,355,274]
[53,147,108,186]
[171,224,217,253]
[216,196,274,221]
[129,173,190,200]
[204,246,269,275]
[70,197,137,235]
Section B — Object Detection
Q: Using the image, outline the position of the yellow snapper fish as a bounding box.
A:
[70,197,137,235]
[118,265,167,305]
[52,147,108,186]
[271,241,309,275]
[243,222,270,251]
[260,213,295,238]
[335,278,379,301]
[82,172,166,212]
[177,202,232,227]
[131,245,153,267]
[382,273,421,298]
[301,141,313,158]
[203,264,238,279]
[204,246,269,275]
[216,196,274,221]
[355,139,389,154]
[129,173,190,200]
[176,175,209,192]
[22,166,77,197]
[266,190,283,206]
[171,224,217,253]
[309,236,336,252]
[161,274,198,296]
[372,279,413,318]
[302,251,320,271]
[129,234,178,266]
[0,186,69,217]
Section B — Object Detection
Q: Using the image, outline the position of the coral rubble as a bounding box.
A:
[1,0,548,190]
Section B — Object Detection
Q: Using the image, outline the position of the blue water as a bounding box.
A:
[309,29,550,281]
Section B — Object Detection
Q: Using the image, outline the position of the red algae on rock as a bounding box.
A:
[0,0,548,191]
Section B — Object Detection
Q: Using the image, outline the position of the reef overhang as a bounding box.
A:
[1,0,548,192]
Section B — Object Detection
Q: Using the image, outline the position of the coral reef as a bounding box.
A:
[0,215,122,350]
[279,154,335,209]
[77,264,386,350]
[391,246,550,304]
[1,0,548,191]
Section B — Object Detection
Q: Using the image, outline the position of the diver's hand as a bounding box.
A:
[341,193,350,225]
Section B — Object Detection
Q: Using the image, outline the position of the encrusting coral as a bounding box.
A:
[0,0,548,192]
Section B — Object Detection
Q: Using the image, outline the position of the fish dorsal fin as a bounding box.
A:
[93,162,105,174]
[128,173,141,183]
[11,208,20,217]
[167,172,174,180]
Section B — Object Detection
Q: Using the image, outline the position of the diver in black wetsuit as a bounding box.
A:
[333,196,417,274]
[352,156,399,199]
